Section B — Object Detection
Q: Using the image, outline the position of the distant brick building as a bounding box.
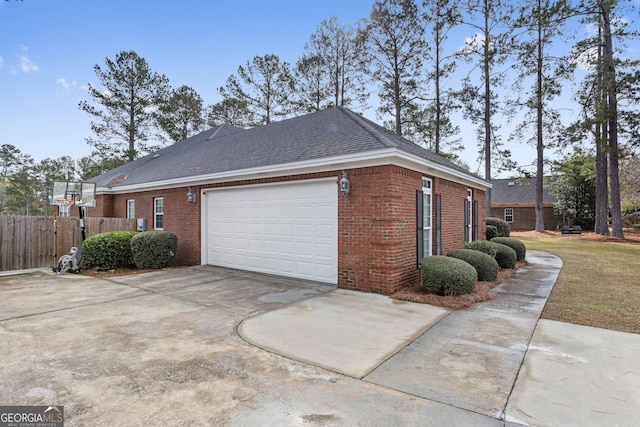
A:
[490,178,559,231]
[89,107,490,295]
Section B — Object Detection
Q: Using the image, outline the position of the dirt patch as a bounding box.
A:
[392,261,526,310]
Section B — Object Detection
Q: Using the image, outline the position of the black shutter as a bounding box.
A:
[464,198,470,242]
[473,200,479,241]
[416,190,423,268]
[436,194,442,255]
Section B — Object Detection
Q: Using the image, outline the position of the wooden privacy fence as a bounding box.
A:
[0,215,136,271]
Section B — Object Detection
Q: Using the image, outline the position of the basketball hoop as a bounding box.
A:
[54,199,74,217]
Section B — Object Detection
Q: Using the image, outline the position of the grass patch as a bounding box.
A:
[513,231,640,334]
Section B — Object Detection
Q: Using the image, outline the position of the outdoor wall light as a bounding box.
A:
[187,188,197,204]
[339,170,350,196]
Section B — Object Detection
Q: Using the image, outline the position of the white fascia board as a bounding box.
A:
[97,147,490,195]
[394,151,491,190]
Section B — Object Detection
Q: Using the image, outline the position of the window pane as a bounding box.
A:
[505,208,513,222]
[424,194,431,228]
[154,198,164,229]
[423,233,430,256]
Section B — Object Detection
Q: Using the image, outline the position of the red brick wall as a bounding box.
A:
[93,167,488,295]
[338,165,422,295]
[490,205,558,231]
[98,188,202,265]
[433,178,486,255]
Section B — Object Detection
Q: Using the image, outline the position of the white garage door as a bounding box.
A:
[202,179,337,284]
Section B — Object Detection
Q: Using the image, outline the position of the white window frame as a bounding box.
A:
[126,199,135,219]
[505,208,514,223]
[422,177,433,259]
[466,189,473,242]
[154,197,164,230]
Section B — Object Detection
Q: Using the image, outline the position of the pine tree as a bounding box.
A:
[79,50,170,162]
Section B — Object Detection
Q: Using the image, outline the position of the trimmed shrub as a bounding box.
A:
[491,237,526,261]
[486,225,499,240]
[622,211,640,228]
[421,256,477,296]
[130,231,178,269]
[464,240,498,258]
[486,217,510,237]
[493,243,517,269]
[81,231,137,271]
[447,249,499,282]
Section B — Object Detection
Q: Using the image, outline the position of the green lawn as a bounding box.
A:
[516,234,640,334]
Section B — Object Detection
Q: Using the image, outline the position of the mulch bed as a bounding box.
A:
[391,260,527,310]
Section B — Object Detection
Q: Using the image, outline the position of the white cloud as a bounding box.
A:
[56,77,87,91]
[0,56,3,69]
[19,55,39,73]
[56,78,70,89]
[13,45,40,73]
[58,78,89,91]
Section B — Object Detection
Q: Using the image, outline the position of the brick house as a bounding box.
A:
[89,107,489,295]
[490,177,559,231]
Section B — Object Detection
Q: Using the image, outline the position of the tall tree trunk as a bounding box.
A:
[395,71,402,135]
[483,0,492,217]
[434,29,442,154]
[601,1,623,238]
[594,23,609,236]
[535,0,545,232]
[595,128,609,234]
[128,84,136,162]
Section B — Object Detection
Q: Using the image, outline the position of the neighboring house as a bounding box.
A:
[490,177,559,231]
[89,107,490,295]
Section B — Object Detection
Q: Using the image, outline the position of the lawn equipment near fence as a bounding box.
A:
[50,180,96,276]
[53,246,81,274]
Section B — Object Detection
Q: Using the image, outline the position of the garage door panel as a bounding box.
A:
[316,242,334,257]
[204,180,337,284]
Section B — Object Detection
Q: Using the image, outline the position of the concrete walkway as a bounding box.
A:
[239,289,449,378]
[239,250,640,426]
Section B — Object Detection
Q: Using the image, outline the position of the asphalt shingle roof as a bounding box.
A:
[491,177,556,205]
[91,107,484,189]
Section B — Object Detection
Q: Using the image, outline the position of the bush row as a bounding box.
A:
[81,231,177,271]
[486,217,510,238]
[421,236,527,296]
[447,249,499,282]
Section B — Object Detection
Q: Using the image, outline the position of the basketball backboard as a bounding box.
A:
[51,181,96,207]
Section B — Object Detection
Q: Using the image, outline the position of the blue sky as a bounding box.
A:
[0,1,373,162]
[1,1,637,178]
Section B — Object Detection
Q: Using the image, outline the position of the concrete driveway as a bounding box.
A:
[1,252,639,426]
